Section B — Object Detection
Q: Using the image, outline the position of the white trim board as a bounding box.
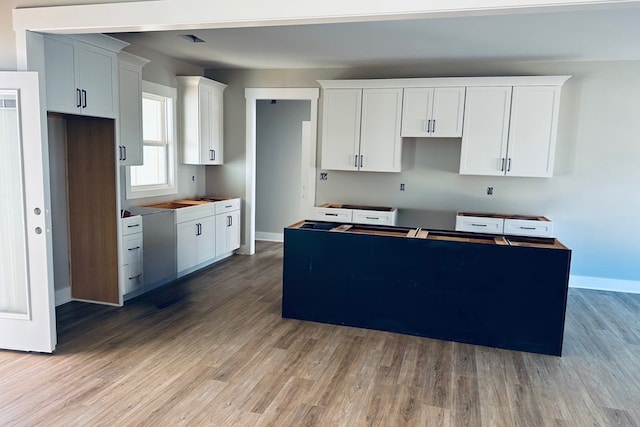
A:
[55,286,72,307]
[569,275,640,294]
[255,232,284,242]
[242,88,319,255]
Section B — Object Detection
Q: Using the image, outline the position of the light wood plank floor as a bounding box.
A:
[1,241,639,426]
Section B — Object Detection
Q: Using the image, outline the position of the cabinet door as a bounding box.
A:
[506,86,560,177]
[431,87,465,138]
[118,62,143,165]
[199,84,224,165]
[320,89,362,171]
[359,88,403,172]
[459,86,512,176]
[44,36,79,115]
[76,43,117,118]
[196,215,216,264]
[401,88,433,137]
[177,220,198,273]
[228,210,241,251]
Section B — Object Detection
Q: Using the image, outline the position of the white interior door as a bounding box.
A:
[0,72,56,353]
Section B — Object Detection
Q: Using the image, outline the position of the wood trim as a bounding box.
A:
[66,116,119,304]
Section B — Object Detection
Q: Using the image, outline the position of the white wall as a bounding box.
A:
[206,61,640,285]
[256,99,310,236]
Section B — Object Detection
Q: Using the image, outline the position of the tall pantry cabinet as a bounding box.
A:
[41,33,136,306]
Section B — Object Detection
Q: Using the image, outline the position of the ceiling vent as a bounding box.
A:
[181,34,206,43]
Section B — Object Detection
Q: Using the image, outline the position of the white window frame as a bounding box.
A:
[126,81,178,200]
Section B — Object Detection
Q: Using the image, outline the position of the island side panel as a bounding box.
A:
[282,227,571,356]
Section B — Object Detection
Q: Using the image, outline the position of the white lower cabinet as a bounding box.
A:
[455,212,554,237]
[175,204,216,277]
[121,216,143,294]
[314,204,397,226]
[215,198,241,254]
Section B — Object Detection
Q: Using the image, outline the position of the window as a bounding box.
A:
[126,81,177,199]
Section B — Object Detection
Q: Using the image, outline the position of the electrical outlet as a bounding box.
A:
[400,183,405,191]
[487,186,494,195]
[320,172,328,181]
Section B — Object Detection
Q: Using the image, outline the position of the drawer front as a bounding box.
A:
[175,203,215,223]
[215,198,241,215]
[123,262,143,294]
[352,209,396,225]
[122,215,143,235]
[122,234,143,264]
[314,207,353,222]
[455,216,504,234]
[504,219,554,237]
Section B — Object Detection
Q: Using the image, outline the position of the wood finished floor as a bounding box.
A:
[1,241,639,426]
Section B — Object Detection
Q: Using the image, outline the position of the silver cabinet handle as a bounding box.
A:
[427,119,432,133]
[359,155,364,168]
[81,89,87,108]
[325,213,338,216]
[128,273,142,280]
[507,158,512,172]
[210,149,216,161]
[227,215,232,227]
[500,158,506,172]
[471,223,487,227]
[127,224,140,228]
[519,226,537,230]
[354,154,359,168]
[432,119,436,133]
[127,246,141,251]
[76,88,82,108]
[365,216,379,220]
[123,146,127,161]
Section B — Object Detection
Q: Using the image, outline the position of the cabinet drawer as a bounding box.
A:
[215,198,240,215]
[504,218,554,237]
[455,216,504,234]
[352,209,397,226]
[314,207,353,222]
[122,234,143,264]
[175,203,215,223]
[121,215,143,235]
[123,262,142,294]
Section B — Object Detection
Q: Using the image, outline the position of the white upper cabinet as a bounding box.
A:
[177,76,227,165]
[459,86,513,176]
[321,88,402,172]
[320,88,362,171]
[506,86,561,177]
[44,34,126,118]
[117,52,149,166]
[401,87,465,138]
[460,85,562,177]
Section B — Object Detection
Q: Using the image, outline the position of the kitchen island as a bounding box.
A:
[282,221,571,356]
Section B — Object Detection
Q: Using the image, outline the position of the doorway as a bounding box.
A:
[243,88,319,255]
[255,99,311,242]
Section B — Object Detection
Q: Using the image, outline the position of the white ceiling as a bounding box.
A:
[110,5,640,69]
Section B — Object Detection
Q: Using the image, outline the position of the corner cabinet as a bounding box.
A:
[460,84,563,177]
[320,87,403,173]
[401,87,465,138]
[117,52,149,166]
[44,34,127,118]
[177,76,227,165]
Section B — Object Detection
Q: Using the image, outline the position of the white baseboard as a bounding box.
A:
[569,275,640,294]
[55,286,72,306]
[255,231,284,242]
